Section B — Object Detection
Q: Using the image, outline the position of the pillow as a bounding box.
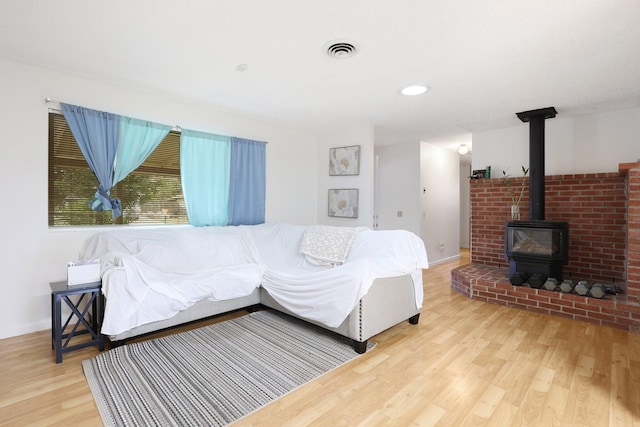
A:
[300,225,368,266]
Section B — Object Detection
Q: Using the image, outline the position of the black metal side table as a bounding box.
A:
[50,280,105,363]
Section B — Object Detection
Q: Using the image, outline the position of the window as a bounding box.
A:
[48,112,189,226]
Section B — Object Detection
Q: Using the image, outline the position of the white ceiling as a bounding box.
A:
[2,1,640,149]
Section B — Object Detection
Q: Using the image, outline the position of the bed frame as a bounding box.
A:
[106,274,421,353]
[260,275,420,353]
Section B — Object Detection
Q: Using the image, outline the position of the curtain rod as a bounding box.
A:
[45,98,182,132]
[45,98,62,114]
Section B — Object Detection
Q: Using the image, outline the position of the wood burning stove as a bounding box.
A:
[505,220,568,285]
[505,107,570,287]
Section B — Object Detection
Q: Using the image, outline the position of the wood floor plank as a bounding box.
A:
[470,383,506,419]
[1,249,640,426]
[539,383,570,426]
[512,388,546,426]
[486,399,519,426]
[409,403,447,427]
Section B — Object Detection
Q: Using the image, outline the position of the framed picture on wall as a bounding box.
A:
[328,189,359,218]
[329,145,360,176]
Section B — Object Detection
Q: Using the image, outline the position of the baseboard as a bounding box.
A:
[429,253,461,266]
[0,318,50,340]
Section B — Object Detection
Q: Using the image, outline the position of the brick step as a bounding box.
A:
[451,264,639,333]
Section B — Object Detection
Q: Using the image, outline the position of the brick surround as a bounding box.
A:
[451,162,640,333]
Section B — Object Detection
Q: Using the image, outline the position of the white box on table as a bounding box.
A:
[67,260,101,286]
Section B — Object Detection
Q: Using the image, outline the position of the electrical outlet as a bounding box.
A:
[397,210,403,217]
[439,241,445,250]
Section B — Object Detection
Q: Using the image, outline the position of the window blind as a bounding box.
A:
[48,112,188,226]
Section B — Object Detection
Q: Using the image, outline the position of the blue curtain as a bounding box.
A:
[61,103,266,225]
[180,129,231,226]
[228,137,266,225]
[113,117,171,185]
[60,103,122,217]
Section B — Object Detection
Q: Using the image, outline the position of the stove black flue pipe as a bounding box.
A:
[516,107,557,220]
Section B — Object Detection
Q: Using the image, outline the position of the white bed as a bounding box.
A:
[80,223,429,352]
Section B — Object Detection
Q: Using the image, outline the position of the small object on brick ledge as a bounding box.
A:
[543,277,560,291]
[589,283,606,299]
[528,274,547,289]
[559,279,575,293]
[604,284,617,295]
[575,280,591,296]
[510,272,530,286]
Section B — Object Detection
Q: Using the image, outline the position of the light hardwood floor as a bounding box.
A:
[1,251,639,426]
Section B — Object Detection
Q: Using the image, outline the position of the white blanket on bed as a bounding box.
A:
[247,223,428,328]
[80,226,264,335]
[80,223,429,334]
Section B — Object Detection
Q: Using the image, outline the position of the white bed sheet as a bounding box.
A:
[246,223,429,328]
[80,223,429,335]
[80,226,264,335]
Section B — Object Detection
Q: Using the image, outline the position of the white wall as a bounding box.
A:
[472,107,640,175]
[374,141,460,264]
[420,142,460,264]
[374,142,422,236]
[0,58,318,339]
[459,161,471,248]
[317,125,374,227]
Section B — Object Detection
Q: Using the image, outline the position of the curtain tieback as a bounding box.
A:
[89,186,122,219]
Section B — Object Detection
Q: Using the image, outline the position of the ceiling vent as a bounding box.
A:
[325,40,358,59]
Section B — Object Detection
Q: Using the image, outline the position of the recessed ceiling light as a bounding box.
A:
[401,85,428,96]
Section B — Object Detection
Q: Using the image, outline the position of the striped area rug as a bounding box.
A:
[83,310,374,426]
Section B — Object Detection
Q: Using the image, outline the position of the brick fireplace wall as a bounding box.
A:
[470,172,627,283]
[452,163,640,333]
[626,165,640,305]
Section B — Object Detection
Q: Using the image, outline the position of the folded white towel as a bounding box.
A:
[300,225,368,266]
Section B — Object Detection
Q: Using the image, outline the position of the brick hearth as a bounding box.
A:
[452,162,640,333]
